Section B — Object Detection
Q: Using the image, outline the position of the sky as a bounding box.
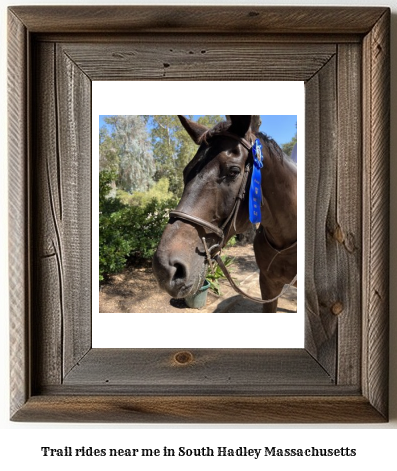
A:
[99,115,297,146]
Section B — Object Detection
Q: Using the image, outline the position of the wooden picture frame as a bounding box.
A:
[8,6,390,423]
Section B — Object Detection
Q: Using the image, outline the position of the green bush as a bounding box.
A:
[99,171,177,282]
[118,177,174,207]
[99,210,131,282]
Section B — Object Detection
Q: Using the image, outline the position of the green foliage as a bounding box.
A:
[99,170,177,282]
[99,170,120,208]
[100,115,155,193]
[99,127,119,172]
[196,115,224,128]
[150,115,226,198]
[281,132,297,157]
[226,235,237,247]
[99,170,128,281]
[150,115,190,197]
[99,169,113,204]
[100,114,228,198]
[206,255,235,296]
[205,234,237,295]
[99,211,132,282]
[122,197,178,260]
[117,178,174,207]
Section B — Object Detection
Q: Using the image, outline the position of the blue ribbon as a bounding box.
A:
[249,139,263,224]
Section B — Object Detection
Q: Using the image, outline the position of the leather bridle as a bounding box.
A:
[169,131,253,261]
[169,131,297,305]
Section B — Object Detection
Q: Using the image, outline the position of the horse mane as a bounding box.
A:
[256,131,288,164]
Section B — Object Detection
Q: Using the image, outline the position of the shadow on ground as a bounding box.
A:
[99,244,297,314]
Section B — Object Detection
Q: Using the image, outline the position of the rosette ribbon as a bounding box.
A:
[249,139,264,224]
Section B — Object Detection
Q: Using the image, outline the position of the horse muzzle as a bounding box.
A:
[152,224,208,298]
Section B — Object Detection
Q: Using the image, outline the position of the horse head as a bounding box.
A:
[152,115,254,298]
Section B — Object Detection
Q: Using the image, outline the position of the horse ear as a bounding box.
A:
[228,115,252,137]
[178,115,209,145]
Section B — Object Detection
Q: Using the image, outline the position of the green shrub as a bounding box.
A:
[120,197,178,260]
[99,210,132,282]
[99,171,178,281]
[117,178,174,207]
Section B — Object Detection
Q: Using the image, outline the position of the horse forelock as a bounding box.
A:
[183,120,236,182]
[183,145,211,184]
[197,120,231,145]
[184,120,257,183]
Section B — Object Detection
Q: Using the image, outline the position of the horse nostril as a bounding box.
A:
[173,262,187,282]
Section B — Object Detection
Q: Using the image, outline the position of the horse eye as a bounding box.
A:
[228,166,241,178]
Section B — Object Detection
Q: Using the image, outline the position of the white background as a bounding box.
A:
[92,81,305,348]
[1,0,396,469]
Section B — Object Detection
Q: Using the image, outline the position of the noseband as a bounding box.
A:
[169,131,253,260]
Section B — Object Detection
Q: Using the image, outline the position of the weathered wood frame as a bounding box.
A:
[8,6,390,423]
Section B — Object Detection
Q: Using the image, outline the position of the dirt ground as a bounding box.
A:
[99,244,297,314]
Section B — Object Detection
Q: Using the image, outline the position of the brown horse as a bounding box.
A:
[152,115,297,312]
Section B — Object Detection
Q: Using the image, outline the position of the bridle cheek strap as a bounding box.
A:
[169,129,254,254]
[169,161,251,258]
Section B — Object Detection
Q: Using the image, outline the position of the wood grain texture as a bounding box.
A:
[304,57,338,377]
[31,42,92,387]
[60,42,335,81]
[62,349,333,392]
[8,10,30,419]
[362,9,390,419]
[55,44,92,376]
[8,6,390,423]
[335,43,362,386]
[9,6,387,34]
[32,42,63,387]
[11,395,385,424]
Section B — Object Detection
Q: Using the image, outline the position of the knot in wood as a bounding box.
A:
[331,302,344,316]
[333,225,345,244]
[174,351,194,365]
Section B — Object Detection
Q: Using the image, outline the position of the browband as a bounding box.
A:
[219,131,253,150]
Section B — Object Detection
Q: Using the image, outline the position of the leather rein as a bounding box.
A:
[169,131,297,305]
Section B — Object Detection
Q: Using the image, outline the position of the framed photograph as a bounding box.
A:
[93,84,304,349]
[8,6,390,423]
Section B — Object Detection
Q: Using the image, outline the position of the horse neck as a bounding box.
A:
[259,144,297,250]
